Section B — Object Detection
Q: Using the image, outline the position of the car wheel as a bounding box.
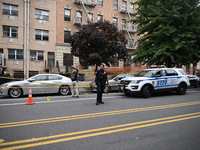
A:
[124,89,132,96]
[9,87,23,98]
[177,83,187,95]
[141,85,153,98]
[194,81,198,88]
[59,85,70,95]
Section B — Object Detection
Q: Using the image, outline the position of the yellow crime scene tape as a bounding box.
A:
[0,76,121,89]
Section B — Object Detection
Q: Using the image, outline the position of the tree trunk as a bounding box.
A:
[95,64,98,72]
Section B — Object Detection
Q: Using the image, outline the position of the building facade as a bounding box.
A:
[0,0,137,79]
[0,0,56,79]
[56,0,137,74]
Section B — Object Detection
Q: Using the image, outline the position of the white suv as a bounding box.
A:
[120,68,190,98]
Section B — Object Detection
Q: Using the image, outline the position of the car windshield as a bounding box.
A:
[135,70,157,77]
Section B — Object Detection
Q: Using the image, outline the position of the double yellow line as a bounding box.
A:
[1,101,200,129]
[0,112,200,150]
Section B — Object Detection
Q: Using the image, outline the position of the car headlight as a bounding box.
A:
[130,80,141,84]
[1,84,8,87]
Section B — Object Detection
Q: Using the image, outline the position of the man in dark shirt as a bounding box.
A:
[93,64,109,105]
[71,69,79,98]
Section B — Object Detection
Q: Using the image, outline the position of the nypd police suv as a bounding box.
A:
[120,68,190,98]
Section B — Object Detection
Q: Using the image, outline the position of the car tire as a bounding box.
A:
[9,87,23,98]
[59,85,70,95]
[124,89,132,96]
[141,85,153,98]
[177,83,187,95]
[194,81,198,88]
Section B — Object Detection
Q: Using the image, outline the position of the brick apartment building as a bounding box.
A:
[0,0,56,79]
[56,0,138,74]
[0,0,138,79]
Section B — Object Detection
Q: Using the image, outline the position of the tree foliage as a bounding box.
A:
[131,0,200,67]
[71,21,127,70]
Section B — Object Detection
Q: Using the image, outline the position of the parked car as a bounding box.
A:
[121,68,190,98]
[187,74,199,88]
[90,74,134,92]
[0,74,72,98]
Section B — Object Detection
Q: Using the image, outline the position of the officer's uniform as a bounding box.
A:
[95,69,108,104]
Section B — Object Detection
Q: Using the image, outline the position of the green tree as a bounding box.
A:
[131,0,200,67]
[71,21,127,71]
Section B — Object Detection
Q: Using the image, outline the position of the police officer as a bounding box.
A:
[93,64,109,105]
[71,69,79,98]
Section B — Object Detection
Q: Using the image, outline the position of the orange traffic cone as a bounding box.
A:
[26,88,35,105]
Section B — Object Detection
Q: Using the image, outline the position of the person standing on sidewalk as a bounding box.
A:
[93,64,109,105]
[71,69,79,98]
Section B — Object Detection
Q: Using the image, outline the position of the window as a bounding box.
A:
[3,3,18,16]
[129,39,134,48]
[75,11,82,22]
[3,25,18,38]
[113,0,118,10]
[88,13,93,22]
[112,17,118,26]
[88,0,95,3]
[130,2,134,12]
[30,50,44,61]
[0,49,3,66]
[48,75,62,80]
[97,14,103,22]
[155,70,166,77]
[122,1,127,10]
[32,75,47,81]
[64,31,71,43]
[129,24,135,30]
[122,19,126,29]
[64,9,71,21]
[35,9,49,20]
[35,30,49,41]
[166,69,178,76]
[8,49,23,60]
[97,0,103,7]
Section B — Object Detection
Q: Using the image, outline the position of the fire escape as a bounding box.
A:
[73,0,97,25]
[120,4,137,50]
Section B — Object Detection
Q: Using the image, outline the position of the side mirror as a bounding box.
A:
[28,78,35,82]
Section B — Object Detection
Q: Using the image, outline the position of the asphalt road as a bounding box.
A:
[0,89,200,150]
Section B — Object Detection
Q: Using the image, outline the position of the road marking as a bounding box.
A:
[0,95,123,106]
[0,112,200,150]
[0,101,200,128]
[0,139,4,143]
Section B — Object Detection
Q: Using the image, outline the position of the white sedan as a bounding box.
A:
[90,74,134,92]
[0,74,72,98]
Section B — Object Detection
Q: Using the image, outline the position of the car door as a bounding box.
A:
[154,70,168,89]
[165,69,179,88]
[112,75,125,91]
[46,75,62,93]
[28,74,48,94]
